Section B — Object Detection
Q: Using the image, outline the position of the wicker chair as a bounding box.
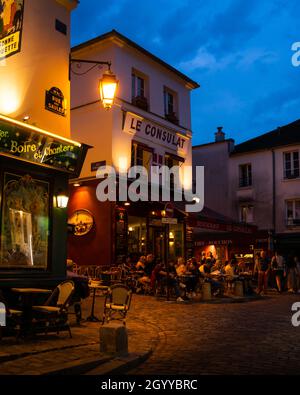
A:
[102,284,132,325]
[32,280,75,338]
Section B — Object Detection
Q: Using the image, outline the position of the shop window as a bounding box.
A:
[131,142,152,174]
[164,87,179,125]
[240,205,254,224]
[0,173,50,269]
[128,216,147,254]
[164,154,183,190]
[132,71,149,111]
[168,223,184,260]
[286,199,300,226]
[239,164,252,187]
[284,151,299,179]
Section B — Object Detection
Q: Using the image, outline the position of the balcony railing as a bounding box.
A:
[286,218,300,227]
[239,178,252,188]
[132,95,148,111]
[284,171,300,180]
[165,112,179,125]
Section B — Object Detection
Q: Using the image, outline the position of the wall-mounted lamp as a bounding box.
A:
[169,231,175,244]
[23,115,30,122]
[70,58,118,110]
[56,193,69,208]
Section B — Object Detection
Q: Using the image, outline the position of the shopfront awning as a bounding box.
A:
[0,114,90,178]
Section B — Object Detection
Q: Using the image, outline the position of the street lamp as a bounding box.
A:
[70,58,118,109]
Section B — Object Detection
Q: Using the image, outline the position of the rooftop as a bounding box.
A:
[232,119,300,155]
[71,29,200,90]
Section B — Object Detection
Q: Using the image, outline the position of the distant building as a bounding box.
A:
[192,120,300,256]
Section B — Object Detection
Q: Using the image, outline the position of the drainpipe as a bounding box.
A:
[272,149,276,251]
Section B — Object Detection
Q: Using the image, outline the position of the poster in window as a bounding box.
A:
[0,173,49,268]
[0,0,25,60]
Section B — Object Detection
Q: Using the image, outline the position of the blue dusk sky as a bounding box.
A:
[71,0,300,146]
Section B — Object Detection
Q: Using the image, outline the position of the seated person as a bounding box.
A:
[176,257,187,276]
[153,260,184,302]
[224,259,237,293]
[136,256,146,271]
[136,255,154,293]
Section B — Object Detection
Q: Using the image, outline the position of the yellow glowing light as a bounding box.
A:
[128,227,133,232]
[99,70,118,110]
[0,89,20,114]
[56,194,69,208]
[118,157,128,173]
[0,114,81,147]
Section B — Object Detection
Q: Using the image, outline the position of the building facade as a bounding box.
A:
[0,0,88,290]
[192,120,300,256]
[68,30,199,266]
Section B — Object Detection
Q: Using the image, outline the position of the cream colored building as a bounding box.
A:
[0,0,78,138]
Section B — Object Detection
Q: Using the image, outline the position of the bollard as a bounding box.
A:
[202,282,211,301]
[100,322,128,356]
[235,281,244,297]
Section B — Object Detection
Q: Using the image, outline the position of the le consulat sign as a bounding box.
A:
[123,112,188,152]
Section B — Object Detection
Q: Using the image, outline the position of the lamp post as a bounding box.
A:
[70,58,118,109]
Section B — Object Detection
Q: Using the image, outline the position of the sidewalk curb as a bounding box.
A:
[85,350,153,375]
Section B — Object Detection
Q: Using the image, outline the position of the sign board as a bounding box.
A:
[45,87,66,117]
[123,112,188,154]
[162,217,178,225]
[91,160,106,172]
[0,116,87,177]
[164,202,174,218]
[0,0,25,60]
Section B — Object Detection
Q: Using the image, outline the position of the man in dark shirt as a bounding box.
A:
[256,250,270,295]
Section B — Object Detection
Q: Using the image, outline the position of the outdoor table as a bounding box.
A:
[86,283,108,322]
[11,288,52,337]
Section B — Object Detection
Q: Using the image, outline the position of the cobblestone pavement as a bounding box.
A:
[1,292,300,375]
[128,293,300,375]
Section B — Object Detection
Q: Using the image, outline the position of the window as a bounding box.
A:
[132,71,148,111]
[164,88,178,124]
[240,205,254,223]
[284,151,299,179]
[164,154,184,190]
[131,142,152,173]
[239,164,252,187]
[286,199,300,226]
[0,173,50,269]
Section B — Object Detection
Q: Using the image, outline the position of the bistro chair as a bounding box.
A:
[0,293,23,341]
[102,284,132,326]
[32,280,75,338]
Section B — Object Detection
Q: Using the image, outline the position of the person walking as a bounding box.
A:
[256,250,270,295]
[286,254,297,293]
[271,251,286,293]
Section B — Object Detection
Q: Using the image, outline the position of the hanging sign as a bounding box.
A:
[45,87,66,117]
[0,116,88,177]
[0,0,25,59]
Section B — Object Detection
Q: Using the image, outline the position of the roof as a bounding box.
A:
[192,139,234,150]
[71,29,200,90]
[232,119,300,155]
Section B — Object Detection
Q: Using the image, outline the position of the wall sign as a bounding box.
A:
[0,0,25,59]
[45,87,66,117]
[68,210,94,237]
[123,112,188,154]
[0,116,87,177]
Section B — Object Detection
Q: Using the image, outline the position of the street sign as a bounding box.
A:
[162,217,178,225]
[164,202,174,218]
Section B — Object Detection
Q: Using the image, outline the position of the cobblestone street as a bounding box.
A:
[1,292,300,375]
[128,293,300,375]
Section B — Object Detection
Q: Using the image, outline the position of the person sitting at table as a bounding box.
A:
[199,259,211,275]
[136,254,155,294]
[176,257,187,276]
[225,259,237,293]
[152,260,184,302]
[136,256,146,271]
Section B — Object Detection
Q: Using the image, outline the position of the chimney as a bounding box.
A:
[215,126,225,142]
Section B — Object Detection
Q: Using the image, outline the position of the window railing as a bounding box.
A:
[286,218,300,227]
[165,111,179,125]
[239,177,252,188]
[132,95,148,111]
[284,170,300,179]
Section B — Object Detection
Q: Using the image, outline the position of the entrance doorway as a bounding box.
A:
[149,227,166,261]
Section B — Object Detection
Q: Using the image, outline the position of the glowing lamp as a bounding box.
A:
[99,70,118,109]
[56,194,69,208]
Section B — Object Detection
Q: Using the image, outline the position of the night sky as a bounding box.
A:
[71,0,300,146]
